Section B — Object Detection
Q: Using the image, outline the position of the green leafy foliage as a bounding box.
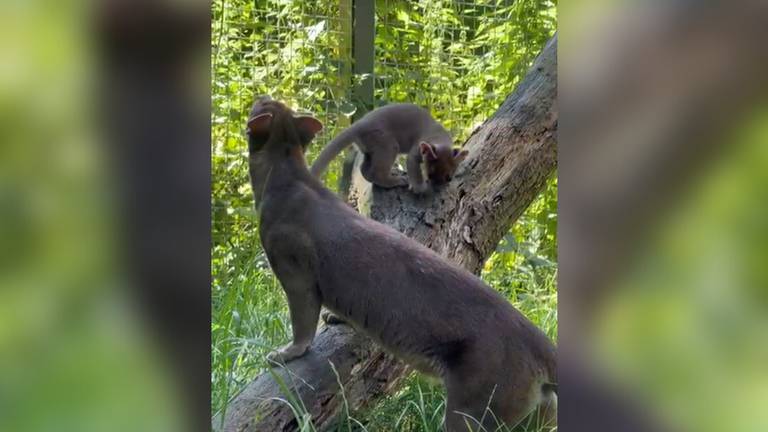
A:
[374,0,557,141]
[212,0,557,429]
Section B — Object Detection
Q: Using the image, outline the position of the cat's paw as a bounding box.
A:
[266,343,309,364]
[321,310,347,325]
[409,182,430,195]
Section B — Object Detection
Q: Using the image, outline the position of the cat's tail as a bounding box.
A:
[535,368,558,429]
[310,126,358,177]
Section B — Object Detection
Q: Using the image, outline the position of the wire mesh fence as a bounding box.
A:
[212,0,354,251]
[376,0,536,140]
[211,0,556,254]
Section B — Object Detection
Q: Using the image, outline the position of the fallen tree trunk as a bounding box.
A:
[216,34,557,432]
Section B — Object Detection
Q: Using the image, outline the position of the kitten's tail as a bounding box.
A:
[310,126,358,177]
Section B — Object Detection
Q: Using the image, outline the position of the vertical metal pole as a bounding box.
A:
[338,0,353,128]
[340,0,375,196]
[352,0,375,118]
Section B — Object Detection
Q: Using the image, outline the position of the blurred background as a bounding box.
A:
[560,0,768,431]
[0,0,209,431]
[0,0,766,431]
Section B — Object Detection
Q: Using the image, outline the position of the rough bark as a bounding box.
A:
[216,34,557,432]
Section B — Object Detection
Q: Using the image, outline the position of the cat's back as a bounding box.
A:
[360,103,433,129]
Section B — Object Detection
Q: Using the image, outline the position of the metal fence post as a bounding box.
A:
[352,0,375,118]
[339,0,375,194]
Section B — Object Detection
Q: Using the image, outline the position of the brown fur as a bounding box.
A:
[309,103,468,194]
[246,98,557,431]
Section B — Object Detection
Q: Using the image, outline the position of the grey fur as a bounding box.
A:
[247,99,557,431]
[310,104,467,193]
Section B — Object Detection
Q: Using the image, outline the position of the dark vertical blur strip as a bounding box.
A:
[97,1,211,430]
[560,1,768,431]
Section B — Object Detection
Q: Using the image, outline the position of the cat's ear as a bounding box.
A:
[452,148,469,163]
[247,113,273,135]
[295,116,323,137]
[420,142,438,160]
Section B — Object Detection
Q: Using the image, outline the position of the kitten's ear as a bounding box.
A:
[453,148,469,163]
[247,113,273,135]
[420,142,438,160]
[295,116,323,137]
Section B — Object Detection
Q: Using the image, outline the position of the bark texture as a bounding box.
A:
[216,34,557,432]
